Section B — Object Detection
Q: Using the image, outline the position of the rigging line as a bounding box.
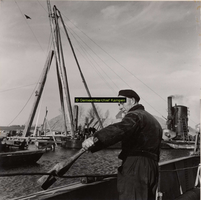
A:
[76,43,118,94]
[58,22,124,93]
[0,164,198,177]
[57,7,103,129]
[60,21,133,89]
[62,23,120,92]
[34,5,164,118]
[7,2,52,126]
[8,84,38,126]
[7,46,53,126]
[61,13,166,102]
[7,52,50,126]
[59,22,164,117]
[36,0,48,13]
[8,52,54,127]
[47,3,73,135]
[61,27,164,117]
[14,0,44,53]
[50,119,59,131]
[0,83,37,93]
[36,0,54,56]
[7,64,49,126]
[59,21,165,117]
[47,113,63,130]
[64,27,118,94]
[0,172,117,178]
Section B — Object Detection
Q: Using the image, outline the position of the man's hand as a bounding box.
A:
[82,137,95,150]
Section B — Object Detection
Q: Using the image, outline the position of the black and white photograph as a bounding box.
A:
[0,1,200,200]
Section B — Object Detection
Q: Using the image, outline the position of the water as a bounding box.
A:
[0,147,192,200]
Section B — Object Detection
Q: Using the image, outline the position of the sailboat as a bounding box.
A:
[0,49,55,167]
[33,1,119,149]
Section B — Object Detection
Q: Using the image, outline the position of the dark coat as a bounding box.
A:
[91,104,162,161]
[91,104,162,200]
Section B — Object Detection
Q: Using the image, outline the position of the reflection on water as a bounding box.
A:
[0,147,193,199]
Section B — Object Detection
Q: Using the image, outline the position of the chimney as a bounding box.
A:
[167,96,173,129]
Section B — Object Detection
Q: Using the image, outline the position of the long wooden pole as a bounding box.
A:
[41,107,48,134]
[47,0,75,136]
[56,7,103,129]
[53,6,75,136]
[38,137,98,190]
[23,51,54,137]
[47,0,68,135]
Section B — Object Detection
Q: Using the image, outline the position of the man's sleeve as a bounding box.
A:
[90,113,140,152]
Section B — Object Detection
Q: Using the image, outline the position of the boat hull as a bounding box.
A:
[0,149,44,167]
[158,155,200,200]
[161,140,195,149]
[13,155,200,200]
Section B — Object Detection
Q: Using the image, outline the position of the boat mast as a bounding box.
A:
[41,107,48,134]
[47,0,75,136]
[56,7,103,129]
[23,51,54,137]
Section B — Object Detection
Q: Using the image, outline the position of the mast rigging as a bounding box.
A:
[55,6,103,129]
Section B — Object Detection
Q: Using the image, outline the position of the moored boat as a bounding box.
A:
[0,136,45,167]
[11,154,200,200]
[161,96,199,150]
[161,140,196,150]
[0,149,44,167]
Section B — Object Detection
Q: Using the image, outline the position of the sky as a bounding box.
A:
[0,0,200,128]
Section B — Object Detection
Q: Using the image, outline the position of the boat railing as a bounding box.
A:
[194,163,200,187]
[0,155,200,200]
[157,155,200,200]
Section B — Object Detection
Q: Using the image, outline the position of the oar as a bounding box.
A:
[37,138,97,190]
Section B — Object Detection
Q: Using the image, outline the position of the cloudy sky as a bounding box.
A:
[0,1,200,128]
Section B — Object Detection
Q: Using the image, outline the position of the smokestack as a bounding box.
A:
[167,96,173,129]
[167,96,173,117]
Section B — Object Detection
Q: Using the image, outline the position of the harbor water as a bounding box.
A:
[0,147,193,200]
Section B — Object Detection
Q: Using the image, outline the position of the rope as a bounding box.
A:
[14,0,44,52]
[159,165,199,172]
[0,83,37,93]
[0,165,199,177]
[60,11,166,118]
[8,84,38,126]
[0,172,117,178]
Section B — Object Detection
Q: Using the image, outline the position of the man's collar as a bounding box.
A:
[128,104,144,112]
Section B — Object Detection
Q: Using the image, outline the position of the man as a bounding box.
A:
[82,89,162,200]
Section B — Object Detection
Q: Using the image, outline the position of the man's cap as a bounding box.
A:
[118,89,140,102]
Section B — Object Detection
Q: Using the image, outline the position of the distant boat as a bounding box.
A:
[0,136,44,167]
[161,96,199,150]
[0,149,44,167]
[161,140,196,150]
